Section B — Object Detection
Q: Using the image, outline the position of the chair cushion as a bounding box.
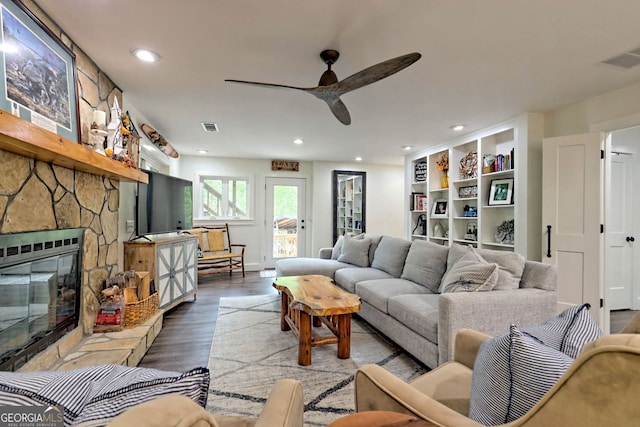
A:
[439,247,498,293]
[521,303,603,358]
[468,325,573,425]
[400,240,449,293]
[371,236,412,277]
[337,236,372,267]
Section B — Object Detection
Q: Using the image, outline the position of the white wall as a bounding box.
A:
[311,161,405,255]
[545,80,640,137]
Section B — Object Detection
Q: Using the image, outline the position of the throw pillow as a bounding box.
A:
[468,325,573,425]
[522,303,603,358]
[337,236,371,267]
[331,235,345,260]
[400,240,449,293]
[475,247,526,290]
[74,366,210,426]
[0,365,210,426]
[439,246,499,293]
[370,236,412,277]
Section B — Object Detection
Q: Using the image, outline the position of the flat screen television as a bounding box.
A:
[136,169,193,236]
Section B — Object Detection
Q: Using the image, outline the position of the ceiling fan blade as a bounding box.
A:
[224,79,312,91]
[327,98,351,125]
[331,52,421,94]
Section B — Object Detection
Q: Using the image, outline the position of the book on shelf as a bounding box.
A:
[412,193,427,211]
[409,192,424,210]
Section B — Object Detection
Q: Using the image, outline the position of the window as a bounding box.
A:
[197,175,251,219]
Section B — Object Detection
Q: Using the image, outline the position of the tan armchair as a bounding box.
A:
[355,329,640,427]
[107,379,303,427]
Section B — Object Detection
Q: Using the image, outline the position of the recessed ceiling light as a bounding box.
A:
[450,124,466,131]
[130,48,161,63]
[401,145,412,151]
[293,138,304,145]
[197,149,209,154]
[355,156,363,162]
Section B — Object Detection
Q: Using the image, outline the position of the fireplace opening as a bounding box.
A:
[0,228,83,371]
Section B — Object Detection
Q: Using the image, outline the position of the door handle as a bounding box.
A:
[626,236,635,242]
[546,225,552,258]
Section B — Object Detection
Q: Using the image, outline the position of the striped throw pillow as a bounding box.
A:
[468,325,573,425]
[0,365,209,426]
[522,303,602,358]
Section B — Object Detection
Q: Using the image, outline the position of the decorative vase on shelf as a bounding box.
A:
[440,169,449,189]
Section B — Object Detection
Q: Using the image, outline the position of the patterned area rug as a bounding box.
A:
[206,294,428,426]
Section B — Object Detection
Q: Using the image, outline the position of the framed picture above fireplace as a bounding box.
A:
[0,0,80,142]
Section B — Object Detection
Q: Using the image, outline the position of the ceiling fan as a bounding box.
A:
[225,50,421,125]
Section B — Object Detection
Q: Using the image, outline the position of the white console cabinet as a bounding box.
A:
[124,233,198,309]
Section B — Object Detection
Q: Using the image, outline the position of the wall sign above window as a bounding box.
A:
[272,160,299,171]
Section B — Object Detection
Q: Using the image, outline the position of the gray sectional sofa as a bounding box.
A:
[275,234,557,369]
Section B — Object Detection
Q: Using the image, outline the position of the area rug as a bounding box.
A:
[206,294,428,426]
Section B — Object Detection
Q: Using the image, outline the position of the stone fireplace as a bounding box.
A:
[0,149,121,369]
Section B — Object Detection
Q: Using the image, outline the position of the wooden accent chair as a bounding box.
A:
[189,224,246,277]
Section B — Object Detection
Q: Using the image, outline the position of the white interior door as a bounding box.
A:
[607,152,634,310]
[542,132,605,327]
[265,177,306,268]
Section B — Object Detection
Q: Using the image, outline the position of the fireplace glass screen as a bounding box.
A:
[0,228,82,370]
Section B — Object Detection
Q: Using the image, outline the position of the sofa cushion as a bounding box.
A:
[334,267,393,293]
[0,365,209,426]
[468,325,572,425]
[439,247,499,293]
[356,279,430,314]
[275,258,351,279]
[521,303,602,358]
[400,240,449,293]
[371,236,412,277]
[388,293,439,343]
[337,236,371,267]
[365,234,384,266]
[447,244,525,290]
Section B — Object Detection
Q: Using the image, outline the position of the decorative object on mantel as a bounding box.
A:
[495,219,515,244]
[107,98,123,154]
[459,151,478,179]
[0,0,81,142]
[436,151,449,189]
[141,123,179,158]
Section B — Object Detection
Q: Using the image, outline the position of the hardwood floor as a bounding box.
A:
[138,271,277,372]
[139,270,638,372]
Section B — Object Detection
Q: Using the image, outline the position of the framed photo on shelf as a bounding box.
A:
[0,0,80,142]
[431,199,448,218]
[488,178,514,205]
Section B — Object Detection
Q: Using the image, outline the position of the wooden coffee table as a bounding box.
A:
[273,275,361,366]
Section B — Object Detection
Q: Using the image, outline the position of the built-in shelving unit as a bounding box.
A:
[405,113,544,260]
[0,111,147,183]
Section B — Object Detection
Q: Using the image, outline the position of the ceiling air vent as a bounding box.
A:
[601,47,640,69]
[201,122,219,132]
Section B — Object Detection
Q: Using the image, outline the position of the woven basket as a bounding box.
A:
[124,292,158,328]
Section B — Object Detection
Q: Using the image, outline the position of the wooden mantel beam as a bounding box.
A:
[0,110,148,183]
